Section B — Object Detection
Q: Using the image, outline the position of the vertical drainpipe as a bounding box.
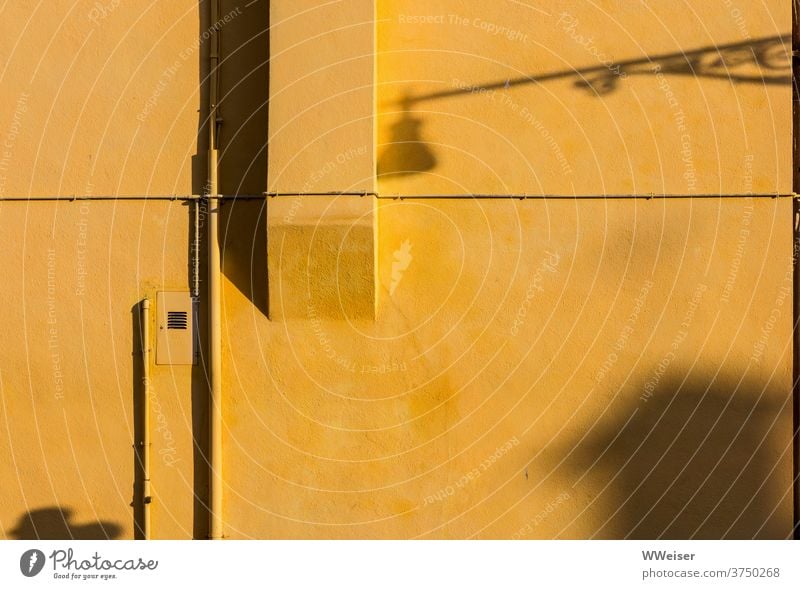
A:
[208,0,224,540]
[793,2,800,540]
[141,299,152,539]
[794,199,799,540]
[792,0,799,540]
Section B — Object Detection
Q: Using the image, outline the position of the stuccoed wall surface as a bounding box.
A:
[0,0,795,539]
[0,0,212,539]
[267,0,378,321]
[0,0,203,198]
[0,202,196,539]
[228,197,793,538]
[377,0,791,196]
[268,0,376,194]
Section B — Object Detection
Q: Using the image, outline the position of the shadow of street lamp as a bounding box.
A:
[377,98,437,179]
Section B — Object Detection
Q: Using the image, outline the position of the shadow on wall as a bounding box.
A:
[192,0,270,315]
[215,0,270,316]
[560,372,791,539]
[192,0,271,196]
[131,301,147,540]
[9,508,122,540]
[217,0,270,197]
[378,34,791,179]
[377,97,438,178]
[185,2,272,538]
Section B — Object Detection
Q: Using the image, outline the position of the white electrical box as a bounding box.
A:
[156,291,196,365]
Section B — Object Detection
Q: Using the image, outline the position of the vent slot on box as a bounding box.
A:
[167,311,188,329]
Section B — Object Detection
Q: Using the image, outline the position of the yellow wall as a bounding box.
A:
[0,0,795,539]
[377,0,791,196]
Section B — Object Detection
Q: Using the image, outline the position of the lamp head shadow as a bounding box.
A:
[377,97,437,179]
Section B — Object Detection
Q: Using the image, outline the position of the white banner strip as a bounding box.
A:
[1,540,798,588]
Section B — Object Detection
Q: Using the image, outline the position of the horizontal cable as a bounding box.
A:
[0,193,794,202]
[377,193,793,200]
[0,195,263,202]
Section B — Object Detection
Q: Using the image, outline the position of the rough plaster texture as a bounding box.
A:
[268,0,376,194]
[267,1,378,320]
[0,0,794,539]
[377,0,791,196]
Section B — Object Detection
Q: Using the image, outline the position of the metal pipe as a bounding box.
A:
[792,1,800,540]
[793,200,799,540]
[0,193,794,202]
[140,298,152,540]
[0,195,263,201]
[375,193,791,200]
[265,191,379,197]
[192,200,201,300]
[208,163,223,540]
[0,195,201,201]
[207,0,224,541]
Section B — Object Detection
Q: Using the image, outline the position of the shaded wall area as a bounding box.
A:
[223,197,794,539]
[9,508,121,540]
[559,374,791,539]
